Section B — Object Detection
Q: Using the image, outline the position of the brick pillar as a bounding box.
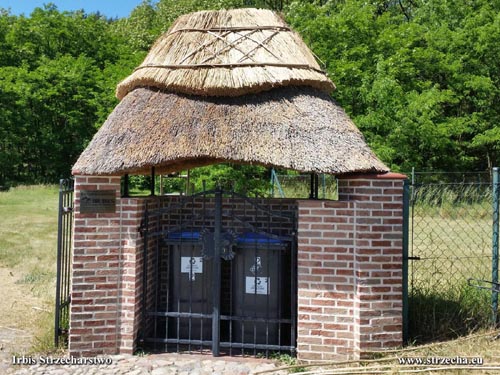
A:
[296,172,406,361]
[339,173,406,356]
[70,175,144,356]
[117,198,145,354]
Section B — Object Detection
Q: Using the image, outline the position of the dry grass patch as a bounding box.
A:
[257,330,500,374]
[0,185,59,356]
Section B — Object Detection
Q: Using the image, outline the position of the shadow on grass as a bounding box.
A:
[408,283,492,344]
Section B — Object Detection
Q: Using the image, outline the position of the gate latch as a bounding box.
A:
[406,256,421,260]
[201,229,237,260]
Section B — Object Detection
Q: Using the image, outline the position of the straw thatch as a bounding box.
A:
[73,8,388,176]
[72,86,388,176]
[116,8,334,99]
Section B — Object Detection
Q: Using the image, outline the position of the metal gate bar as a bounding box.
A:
[140,187,297,356]
[402,178,410,342]
[212,188,222,356]
[54,178,74,347]
[140,191,216,353]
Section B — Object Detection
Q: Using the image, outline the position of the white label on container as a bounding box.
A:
[249,256,262,275]
[181,257,203,281]
[245,276,270,295]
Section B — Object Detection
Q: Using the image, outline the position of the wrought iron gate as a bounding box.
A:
[139,188,297,356]
[55,178,74,347]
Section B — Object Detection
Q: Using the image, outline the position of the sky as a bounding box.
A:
[0,0,157,19]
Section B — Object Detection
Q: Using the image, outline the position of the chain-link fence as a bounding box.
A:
[407,170,499,342]
[126,169,339,199]
[270,172,338,199]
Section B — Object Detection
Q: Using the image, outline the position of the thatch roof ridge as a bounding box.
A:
[73,86,388,176]
[116,8,335,99]
[168,8,285,31]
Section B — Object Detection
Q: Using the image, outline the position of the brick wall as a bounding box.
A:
[118,198,145,354]
[156,195,297,236]
[70,173,405,360]
[296,173,405,361]
[70,176,145,356]
[70,187,298,356]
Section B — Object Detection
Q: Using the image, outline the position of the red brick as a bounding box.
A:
[93,341,116,348]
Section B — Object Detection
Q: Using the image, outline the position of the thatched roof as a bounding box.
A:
[72,8,388,177]
[72,86,388,176]
[116,8,334,99]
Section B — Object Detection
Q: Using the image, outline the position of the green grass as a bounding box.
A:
[0,184,59,352]
[270,353,306,373]
[408,183,495,342]
[279,329,500,375]
[409,283,492,342]
[412,183,492,219]
[410,214,491,293]
[15,267,53,285]
[0,185,59,269]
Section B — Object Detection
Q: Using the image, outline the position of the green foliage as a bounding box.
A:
[190,164,270,194]
[1,54,103,183]
[269,352,305,372]
[112,0,255,50]
[0,5,136,185]
[1,0,500,186]
[125,165,270,196]
[286,0,500,172]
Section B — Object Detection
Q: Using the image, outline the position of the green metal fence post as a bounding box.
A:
[492,167,499,325]
[402,178,410,342]
[322,173,326,199]
[271,169,285,198]
[270,168,275,197]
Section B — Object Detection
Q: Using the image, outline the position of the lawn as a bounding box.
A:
[408,183,495,342]
[0,185,59,356]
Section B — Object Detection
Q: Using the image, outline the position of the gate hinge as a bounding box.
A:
[138,221,146,236]
[406,256,421,260]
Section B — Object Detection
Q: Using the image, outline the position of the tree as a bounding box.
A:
[0,66,26,185]
[0,5,138,183]
[286,0,500,172]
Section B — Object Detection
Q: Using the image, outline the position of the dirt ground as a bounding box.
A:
[0,267,48,372]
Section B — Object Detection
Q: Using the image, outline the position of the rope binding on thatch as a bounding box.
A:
[116,8,336,99]
[73,9,388,177]
[133,63,327,73]
[169,26,292,33]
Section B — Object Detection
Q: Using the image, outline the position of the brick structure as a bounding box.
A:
[70,176,144,356]
[296,173,406,361]
[69,172,406,360]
